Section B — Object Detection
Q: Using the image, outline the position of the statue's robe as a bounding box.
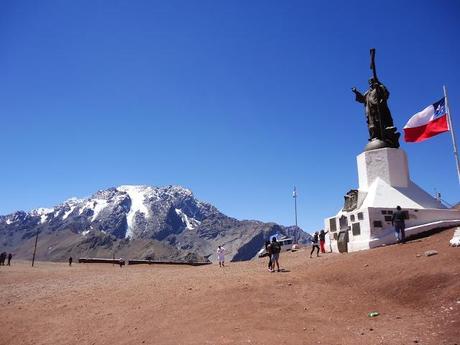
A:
[355,84,393,141]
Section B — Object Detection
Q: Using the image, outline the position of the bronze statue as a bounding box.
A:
[352,49,400,151]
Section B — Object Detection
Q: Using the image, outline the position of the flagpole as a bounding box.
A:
[443,85,460,184]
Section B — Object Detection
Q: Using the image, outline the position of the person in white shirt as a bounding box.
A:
[217,245,225,267]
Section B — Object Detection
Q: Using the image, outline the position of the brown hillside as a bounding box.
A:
[0,228,459,345]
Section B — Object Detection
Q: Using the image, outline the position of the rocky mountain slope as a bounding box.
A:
[0,185,311,262]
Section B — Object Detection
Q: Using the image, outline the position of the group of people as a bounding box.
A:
[310,230,329,258]
[216,204,407,269]
[264,237,282,272]
[0,252,12,266]
[262,231,329,270]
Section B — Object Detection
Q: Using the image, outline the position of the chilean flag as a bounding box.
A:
[404,97,450,142]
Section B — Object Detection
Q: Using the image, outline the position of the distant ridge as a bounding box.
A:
[0,185,311,262]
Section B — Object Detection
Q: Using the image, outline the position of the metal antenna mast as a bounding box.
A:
[293,186,298,227]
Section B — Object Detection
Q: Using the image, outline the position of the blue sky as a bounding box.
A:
[1,0,459,232]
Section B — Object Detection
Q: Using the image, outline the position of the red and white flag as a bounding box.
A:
[404,97,449,142]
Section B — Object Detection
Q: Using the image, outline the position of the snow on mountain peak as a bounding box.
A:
[64,197,83,205]
[31,207,54,224]
[1,184,216,241]
[31,207,54,216]
[62,206,76,220]
[117,185,150,239]
[90,199,109,221]
[162,185,193,197]
[175,208,201,230]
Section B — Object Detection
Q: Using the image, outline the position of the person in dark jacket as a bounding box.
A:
[319,230,329,253]
[265,240,273,272]
[392,205,406,243]
[310,232,320,258]
[7,253,12,266]
[271,237,281,272]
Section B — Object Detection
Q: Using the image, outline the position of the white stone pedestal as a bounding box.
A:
[357,148,409,190]
[324,148,460,253]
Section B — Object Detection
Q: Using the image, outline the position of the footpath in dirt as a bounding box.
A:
[0,228,459,345]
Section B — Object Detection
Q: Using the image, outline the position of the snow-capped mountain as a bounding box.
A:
[0,185,311,262]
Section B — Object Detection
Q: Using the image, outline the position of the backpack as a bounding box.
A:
[272,242,281,254]
[266,243,273,255]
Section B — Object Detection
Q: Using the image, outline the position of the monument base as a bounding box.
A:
[364,138,388,151]
[325,148,460,253]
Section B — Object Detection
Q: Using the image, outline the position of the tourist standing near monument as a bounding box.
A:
[310,232,320,258]
[319,230,329,253]
[270,237,281,272]
[392,206,406,243]
[265,240,273,271]
[217,245,225,267]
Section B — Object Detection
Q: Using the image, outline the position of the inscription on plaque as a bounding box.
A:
[352,222,361,236]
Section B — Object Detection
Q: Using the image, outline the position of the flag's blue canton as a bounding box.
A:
[433,97,446,119]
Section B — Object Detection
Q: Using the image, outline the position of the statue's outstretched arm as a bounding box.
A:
[352,87,365,103]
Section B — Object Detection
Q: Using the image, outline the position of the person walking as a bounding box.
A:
[271,237,281,272]
[217,245,226,267]
[319,230,329,253]
[392,205,406,243]
[68,257,73,266]
[7,253,12,266]
[310,232,320,258]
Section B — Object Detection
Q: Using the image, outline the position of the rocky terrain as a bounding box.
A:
[0,185,311,262]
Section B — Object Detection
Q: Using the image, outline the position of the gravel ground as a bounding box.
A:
[1,229,459,345]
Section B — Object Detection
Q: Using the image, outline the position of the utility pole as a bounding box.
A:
[293,186,298,227]
[31,228,40,267]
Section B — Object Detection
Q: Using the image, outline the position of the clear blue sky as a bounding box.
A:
[1,0,459,232]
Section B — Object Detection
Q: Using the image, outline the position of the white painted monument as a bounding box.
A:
[325,49,460,253]
[324,147,460,253]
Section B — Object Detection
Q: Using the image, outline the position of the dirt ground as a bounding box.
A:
[1,229,459,345]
